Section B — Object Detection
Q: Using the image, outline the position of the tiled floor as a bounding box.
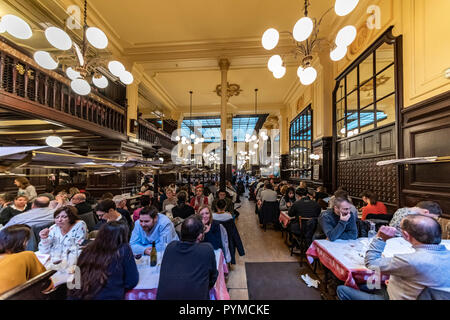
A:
[226,193,299,300]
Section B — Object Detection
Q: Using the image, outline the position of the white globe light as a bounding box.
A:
[46,135,63,147]
[2,14,32,39]
[70,78,91,96]
[253,143,259,149]
[299,66,317,85]
[262,135,269,141]
[273,65,286,79]
[292,17,313,42]
[86,27,108,49]
[65,67,81,80]
[330,45,348,61]
[92,75,108,89]
[190,133,196,140]
[0,19,6,33]
[187,145,193,151]
[108,61,125,77]
[251,135,257,141]
[45,27,72,50]
[335,0,359,16]
[200,137,205,143]
[34,51,58,70]
[262,28,279,50]
[268,55,283,72]
[119,70,134,85]
[335,25,357,47]
[297,66,305,78]
[175,136,181,141]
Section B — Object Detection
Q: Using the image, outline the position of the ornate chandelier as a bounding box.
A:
[0,1,134,96]
[261,0,359,85]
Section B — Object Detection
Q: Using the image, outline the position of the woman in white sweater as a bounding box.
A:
[38,205,87,262]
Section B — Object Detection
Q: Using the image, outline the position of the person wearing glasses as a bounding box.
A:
[337,214,450,300]
[38,205,87,256]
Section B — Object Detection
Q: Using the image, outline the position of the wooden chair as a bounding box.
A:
[0,269,56,300]
[290,216,318,267]
[258,201,280,231]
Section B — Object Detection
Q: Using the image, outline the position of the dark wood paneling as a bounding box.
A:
[280,154,290,180]
[401,91,450,217]
[86,140,142,197]
[336,124,396,161]
[311,137,333,192]
[337,155,398,206]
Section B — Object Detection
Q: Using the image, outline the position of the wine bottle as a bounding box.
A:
[150,241,157,267]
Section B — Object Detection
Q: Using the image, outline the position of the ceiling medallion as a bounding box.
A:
[214,82,242,99]
[349,24,371,56]
[261,0,360,85]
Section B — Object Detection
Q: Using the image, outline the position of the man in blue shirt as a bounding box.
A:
[317,197,358,241]
[130,206,179,255]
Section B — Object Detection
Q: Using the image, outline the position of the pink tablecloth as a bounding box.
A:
[125,249,230,300]
[306,239,389,289]
[279,211,291,228]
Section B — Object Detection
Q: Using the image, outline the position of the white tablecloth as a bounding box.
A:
[310,237,450,270]
[306,237,450,288]
[132,249,223,290]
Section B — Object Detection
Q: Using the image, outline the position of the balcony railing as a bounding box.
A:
[138,119,176,151]
[0,38,126,140]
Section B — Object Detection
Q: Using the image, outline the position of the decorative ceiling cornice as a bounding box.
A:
[123,38,296,63]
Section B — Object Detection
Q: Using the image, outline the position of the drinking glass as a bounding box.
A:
[51,244,63,266]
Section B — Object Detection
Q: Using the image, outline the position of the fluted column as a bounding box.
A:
[219,58,230,190]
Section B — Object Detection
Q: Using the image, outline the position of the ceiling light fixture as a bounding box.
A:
[30,0,133,95]
[262,0,358,85]
[1,14,32,39]
[335,0,359,16]
[46,135,63,148]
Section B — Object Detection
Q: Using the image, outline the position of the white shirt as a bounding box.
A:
[38,220,88,256]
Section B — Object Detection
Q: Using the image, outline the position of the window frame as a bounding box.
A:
[333,28,398,141]
[289,105,313,179]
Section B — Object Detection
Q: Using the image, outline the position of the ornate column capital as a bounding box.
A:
[218,58,230,71]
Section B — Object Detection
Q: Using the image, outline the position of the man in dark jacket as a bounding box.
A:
[71,193,93,215]
[316,197,358,241]
[288,188,321,237]
[157,215,218,300]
